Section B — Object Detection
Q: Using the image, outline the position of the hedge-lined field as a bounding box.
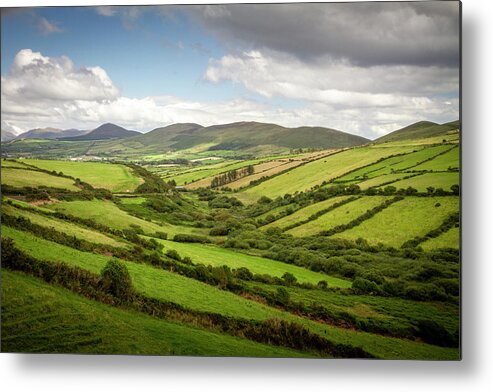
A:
[287,196,389,237]
[380,172,459,192]
[25,159,143,192]
[333,197,459,247]
[1,167,80,191]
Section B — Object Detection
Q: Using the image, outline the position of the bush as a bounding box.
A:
[100,259,135,301]
[173,234,210,243]
[416,319,458,347]
[352,278,379,295]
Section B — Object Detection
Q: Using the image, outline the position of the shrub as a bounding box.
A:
[100,259,135,301]
[282,272,298,286]
[352,278,379,295]
[416,319,458,347]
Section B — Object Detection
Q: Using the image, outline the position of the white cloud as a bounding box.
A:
[95,6,117,17]
[1,49,458,139]
[38,17,63,35]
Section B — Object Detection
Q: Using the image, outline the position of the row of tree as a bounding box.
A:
[210,165,254,188]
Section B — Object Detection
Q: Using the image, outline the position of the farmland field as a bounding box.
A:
[287,196,389,237]
[412,146,460,171]
[236,145,419,203]
[333,197,459,247]
[24,159,144,192]
[1,167,80,191]
[421,227,460,251]
[382,172,459,192]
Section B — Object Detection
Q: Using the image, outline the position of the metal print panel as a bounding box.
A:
[0,1,461,359]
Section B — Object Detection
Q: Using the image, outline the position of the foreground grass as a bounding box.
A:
[4,227,459,359]
[24,159,143,192]
[1,270,310,357]
[155,239,351,288]
[333,197,459,247]
[1,167,79,191]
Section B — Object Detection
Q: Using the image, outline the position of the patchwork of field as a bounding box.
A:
[23,159,144,192]
[44,199,207,239]
[3,205,125,247]
[355,173,412,190]
[335,145,452,182]
[3,227,458,359]
[154,239,351,287]
[380,172,459,192]
[287,196,389,237]
[412,146,459,171]
[264,196,353,230]
[333,197,459,247]
[1,167,80,191]
[236,146,419,203]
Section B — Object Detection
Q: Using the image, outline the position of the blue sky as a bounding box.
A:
[1,3,460,138]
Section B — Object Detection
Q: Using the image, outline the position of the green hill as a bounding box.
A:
[375,120,460,143]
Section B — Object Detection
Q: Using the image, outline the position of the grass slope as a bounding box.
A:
[155,239,351,287]
[4,227,457,359]
[375,121,460,143]
[287,196,389,237]
[412,146,460,171]
[237,146,418,203]
[1,167,79,191]
[1,270,308,357]
[333,197,459,248]
[46,199,206,238]
[264,196,352,230]
[421,227,460,251]
[2,205,125,247]
[24,159,144,192]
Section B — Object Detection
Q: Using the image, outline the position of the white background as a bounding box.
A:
[1,1,491,391]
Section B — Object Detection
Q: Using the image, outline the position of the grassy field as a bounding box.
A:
[2,205,126,247]
[421,227,460,251]
[412,146,459,171]
[355,173,411,190]
[154,239,351,287]
[333,197,459,247]
[382,172,459,192]
[1,167,80,191]
[264,196,352,230]
[226,161,303,190]
[24,159,144,192]
[45,199,207,238]
[236,146,419,203]
[1,270,309,357]
[3,226,458,359]
[335,145,452,182]
[287,196,389,237]
[1,159,30,168]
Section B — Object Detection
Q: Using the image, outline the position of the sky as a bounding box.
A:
[0,2,460,139]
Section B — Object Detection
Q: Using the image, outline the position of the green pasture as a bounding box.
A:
[264,196,352,230]
[335,145,452,182]
[1,270,308,357]
[4,227,458,359]
[24,159,143,192]
[154,239,351,288]
[382,172,459,192]
[237,146,419,203]
[287,196,389,237]
[333,197,459,248]
[412,146,459,171]
[1,167,79,191]
[421,227,460,251]
[2,205,125,247]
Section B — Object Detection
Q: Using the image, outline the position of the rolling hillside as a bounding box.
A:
[60,123,141,141]
[375,120,460,143]
[14,127,89,140]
